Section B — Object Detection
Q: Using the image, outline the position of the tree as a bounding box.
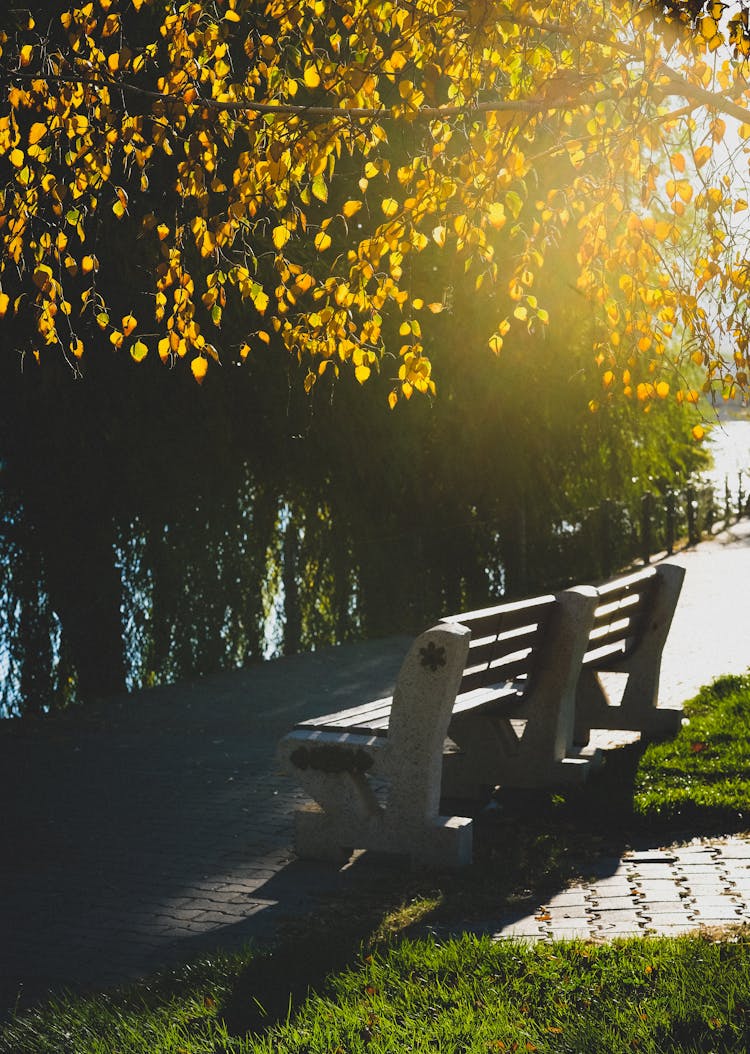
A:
[2,0,750,412]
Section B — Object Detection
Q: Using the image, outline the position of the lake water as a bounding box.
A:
[703,413,750,493]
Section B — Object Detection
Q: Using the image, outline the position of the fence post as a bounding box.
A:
[738,472,745,521]
[641,491,654,565]
[665,490,676,554]
[704,484,715,536]
[600,499,613,578]
[687,484,699,546]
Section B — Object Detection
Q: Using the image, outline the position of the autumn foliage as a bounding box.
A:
[2,0,750,409]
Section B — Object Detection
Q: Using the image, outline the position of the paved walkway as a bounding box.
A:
[3,521,750,1014]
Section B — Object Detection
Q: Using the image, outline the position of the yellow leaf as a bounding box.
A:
[272,225,290,250]
[303,64,321,89]
[513,305,528,322]
[694,145,711,168]
[692,424,705,440]
[432,225,446,247]
[671,152,686,173]
[130,339,148,363]
[224,8,241,20]
[342,200,362,218]
[70,337,84,359]
[355,364,371,383]
[381,197,399,217]
[487,202,506,229]
[0,293,9,318]
[9,148,24,168]
[656,380,669,398]
[28,122,46,146]
[191,356,208,383]
[158,336,170,362]
[388,390,398,410]
[314,231,332,251]
[701,15,718,39]
[488,334,503,355]
[311,175,328,203]
[122,313,137,336]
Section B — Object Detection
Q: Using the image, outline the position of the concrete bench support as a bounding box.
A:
[442,586,601,797]
[574,562,686,742]
[277,623,474,868]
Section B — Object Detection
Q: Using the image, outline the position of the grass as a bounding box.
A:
[634,672,750,827]
[4,671,750,1054]
[5,933,750,1053]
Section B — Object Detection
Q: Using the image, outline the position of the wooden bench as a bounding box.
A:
[277,586,599,868]
[277,562,685,868]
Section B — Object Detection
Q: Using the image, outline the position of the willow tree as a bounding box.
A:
[1,0,749,413]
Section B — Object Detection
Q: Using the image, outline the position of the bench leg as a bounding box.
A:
[279,624,474,868]
[574,563,685,742]
[443,586,601,795]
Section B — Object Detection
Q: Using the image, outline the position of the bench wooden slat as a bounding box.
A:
[443,594,556,636]
[583,639,631,665]
[459,649,534,694]
[595,566,657,597]
[464,624,541,670]
[593,592,642,622]
[297,696,392,730]
[588,615,635,644]
[451,681,522,716]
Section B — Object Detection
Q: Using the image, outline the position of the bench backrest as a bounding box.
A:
[583,566,658,667]
[441,593,558,696]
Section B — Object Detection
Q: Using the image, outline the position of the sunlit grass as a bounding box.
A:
[635,673,750,826]
[250,933,750,1054]
[5,933,750,1053]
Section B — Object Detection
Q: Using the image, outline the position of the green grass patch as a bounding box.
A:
[252,932,750,1054]
[0,954,244,1054]
[635,673,750,827]
[6,933,750,1053]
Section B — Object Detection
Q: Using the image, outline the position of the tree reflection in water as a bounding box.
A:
[0,333,709,718]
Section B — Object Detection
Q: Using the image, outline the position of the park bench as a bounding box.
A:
[278,562,685,868]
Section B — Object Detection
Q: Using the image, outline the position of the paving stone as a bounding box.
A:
[546,925,596,940]
[546,889,589,907]
[589,895,641,911]
[495,920,549,938]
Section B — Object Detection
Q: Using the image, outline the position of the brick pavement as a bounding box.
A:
[3,521,750,1016]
